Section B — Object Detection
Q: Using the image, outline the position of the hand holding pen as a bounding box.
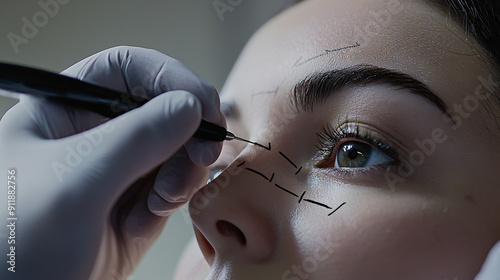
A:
[0,46,231,280]
[0,58,260,145]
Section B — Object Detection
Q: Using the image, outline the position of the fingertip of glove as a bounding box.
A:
[140,90,202,140]
[147,191,185,217]
[186,139,222,166]
[161,90,202,119]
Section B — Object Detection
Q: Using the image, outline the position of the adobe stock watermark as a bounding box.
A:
[109,84,153,116]
[213,0,244,22]
[6,169,17,273]
[50,72,162,182]
[106,70,158,116]
[384,73,500,190]
[50,76,153,182]
[189,162,244,214]
[51,121,116,182]
[7,0,71,54]
[281,233,336,280]
[177,162,245,224]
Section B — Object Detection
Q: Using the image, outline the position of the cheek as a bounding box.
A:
[291,194,485,279]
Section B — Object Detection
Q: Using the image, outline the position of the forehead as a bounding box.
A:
[221,0,486,109]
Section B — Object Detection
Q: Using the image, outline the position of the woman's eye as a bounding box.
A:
[335,141,394,168]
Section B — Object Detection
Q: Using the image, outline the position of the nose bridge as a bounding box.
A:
[236,147,306,203]
[187,146,279,263]
[189,146,274,216]
[188,142,312,263]
[190,142,306,216]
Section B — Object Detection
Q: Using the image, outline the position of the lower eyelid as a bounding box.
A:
[336,164,391,173]
[315,162,397,185]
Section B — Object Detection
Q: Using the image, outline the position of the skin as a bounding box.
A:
[174,0,500,279]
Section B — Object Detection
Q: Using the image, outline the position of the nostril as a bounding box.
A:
[216,220,247,246]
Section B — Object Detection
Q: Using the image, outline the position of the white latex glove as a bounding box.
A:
[0,46,223,280]
[475,241,500,280]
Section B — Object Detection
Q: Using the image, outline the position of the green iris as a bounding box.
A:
[336,142,372,167]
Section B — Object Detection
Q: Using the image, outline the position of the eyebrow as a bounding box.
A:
[291,64,450,117]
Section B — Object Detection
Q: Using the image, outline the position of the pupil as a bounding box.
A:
[347,145,359,159]
[338,142,371,167]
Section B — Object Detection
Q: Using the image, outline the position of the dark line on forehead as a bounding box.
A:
[294,42,361,67]
[251,86,280,98]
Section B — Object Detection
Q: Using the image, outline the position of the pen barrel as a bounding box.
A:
[0,62,150,118]
[193,120,227,142]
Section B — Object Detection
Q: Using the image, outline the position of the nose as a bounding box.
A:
[188,152,280,265]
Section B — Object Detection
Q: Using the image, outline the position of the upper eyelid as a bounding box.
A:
[315,122,404,164]
[337,121,409,151]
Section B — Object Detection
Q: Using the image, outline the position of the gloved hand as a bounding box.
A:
[475,240,500,280]
[0,46,223,280]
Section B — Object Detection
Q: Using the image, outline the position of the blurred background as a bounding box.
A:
[0,0,296,279]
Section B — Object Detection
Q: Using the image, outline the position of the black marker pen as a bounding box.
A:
[0,62,262,146]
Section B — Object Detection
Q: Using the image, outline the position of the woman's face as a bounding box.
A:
[182,0,500,279]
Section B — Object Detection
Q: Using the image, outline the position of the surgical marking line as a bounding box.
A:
[274,184,299,197]
[298,191,306,203]
[238,142,347,218]
[245,167,270,181]
[251,86,279,98]
[303,199,333,209]
[328,202,347,216]
[295,166,303,175]
[294,42,361,67]
[253,142,272,151]
[279,151,298,168]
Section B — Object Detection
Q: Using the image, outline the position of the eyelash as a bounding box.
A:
[314,121,401,170]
